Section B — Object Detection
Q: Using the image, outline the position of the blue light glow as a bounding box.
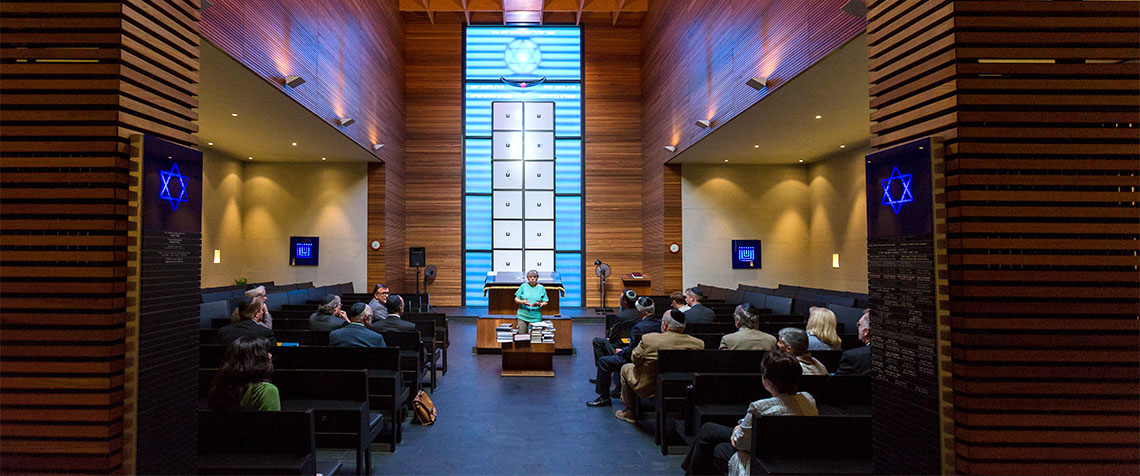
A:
[880,166,914,214]
[504,38,541,74]
[295,242,313,259]
[466,27,581,80]
[159,163,189,211]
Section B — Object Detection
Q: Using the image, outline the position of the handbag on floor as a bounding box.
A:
[412,390,437,425]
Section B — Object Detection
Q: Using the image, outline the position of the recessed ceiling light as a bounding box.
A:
[840,144,846,149]
[292,142,297,146]
[753,144,759,148]
[321,157,326,161]
[814,115,822,119]
[231,113,238,117]
[207,142,213,146]
[247,156,253,160]
[798,159,804,163]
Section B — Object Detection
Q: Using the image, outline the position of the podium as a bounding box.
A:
[621,274,651,297]
[501,340,555,377]
[475,317,574,354]
[483,271,565,316]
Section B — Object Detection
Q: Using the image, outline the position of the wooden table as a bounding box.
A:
[475,316,573,355]
[621,274,652,297]
[501,340,555,377]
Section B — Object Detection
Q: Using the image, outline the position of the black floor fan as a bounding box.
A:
[594,260,613,314]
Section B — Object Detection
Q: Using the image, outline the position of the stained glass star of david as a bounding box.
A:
[159,163,189,211]
[504,38,541,75]
[880,166,913,215]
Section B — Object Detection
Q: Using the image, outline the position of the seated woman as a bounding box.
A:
[207,336,280,411]
[681,352,818,476]
[805,306,842,351]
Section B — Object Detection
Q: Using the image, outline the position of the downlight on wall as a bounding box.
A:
[213,250,221,264]
[663,145,676,152]
[832,254,840,268]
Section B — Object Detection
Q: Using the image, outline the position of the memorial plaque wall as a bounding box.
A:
[866,138,941,474]
[136,135,202,473]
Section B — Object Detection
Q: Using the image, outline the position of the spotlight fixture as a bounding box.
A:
[746,76,768,90]
[840,144,847,149]
[231,113,238,117]
[753,144,759,148]
[663,145,676,152]
[284,75,306,88]
[338,117,355,127]
[695,119,711,129]
[207,142,214,146]
[373,143,385,151]
[814,115,822,119]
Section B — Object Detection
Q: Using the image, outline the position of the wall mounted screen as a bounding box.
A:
[464,26,583,307]
[731,240,762,269]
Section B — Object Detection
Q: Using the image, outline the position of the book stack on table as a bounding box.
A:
[530,321,555,344]
[496,324,515,343]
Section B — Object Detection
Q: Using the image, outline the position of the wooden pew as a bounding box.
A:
[654,349,767,455]
[199,328,329,346]
[200,345,408,450]
[198,409,333,475]
[679,373,769,447]
[199,369,381,474]
[750,415,874,475]
[379,331,426,402]
[406,312,449,374]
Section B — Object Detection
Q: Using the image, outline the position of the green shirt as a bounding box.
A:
[515,283,548,322]
[240,381,281,411]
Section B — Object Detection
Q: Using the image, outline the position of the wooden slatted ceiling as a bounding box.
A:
[868,0,1140,474]
[639,0,867,294]
[0,0,201,472]
[199,0,404,170]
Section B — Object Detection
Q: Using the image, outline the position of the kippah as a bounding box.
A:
[672,308,687,324]
[689,286,704,297]
[636,296,653,308]
[348,302,368,318]
[624,289,637,301]
[321,294,336,305]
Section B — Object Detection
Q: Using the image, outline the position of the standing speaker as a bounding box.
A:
[409,247,426,268]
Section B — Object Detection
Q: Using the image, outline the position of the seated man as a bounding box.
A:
[309,294,349,332]
[367,283,390,321]
[219,296,275,347]
[229,284,273,329]
[683,287,716,324]
[370,294,417,334]
[681,352,818,476]
[836,309,872,376]
[587,296,657,407]
[719,303,777,351]
[777,327,828,375]
[615,308,704,423]
[592,289,640,367]
[330,302,386,348]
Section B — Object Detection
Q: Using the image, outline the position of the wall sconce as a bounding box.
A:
[695,119,711,129]
[338,117,355,127]
[746,76,768,90]
[213,249,221,264]
[284,75,306,88]
[832,253,840,268]
[373,143,385,151]
[663,145,676,152]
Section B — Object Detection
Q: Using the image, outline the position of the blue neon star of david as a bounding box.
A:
[880,166,913,215]
[159,163,189,211]
[504,38,541,75]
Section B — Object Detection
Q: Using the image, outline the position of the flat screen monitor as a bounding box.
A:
[731,240,762,269]
[289,236,319,266]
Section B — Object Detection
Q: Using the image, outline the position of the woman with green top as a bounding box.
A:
[207,336,280,411]
[514,269,549,333]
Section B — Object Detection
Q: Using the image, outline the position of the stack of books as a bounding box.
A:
[496,323,515,343]
[530,321,555,344]
[512,333,531,343]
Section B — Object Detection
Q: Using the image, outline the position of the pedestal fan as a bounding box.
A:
[594,260,613,314]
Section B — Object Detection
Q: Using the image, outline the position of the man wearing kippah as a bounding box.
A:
[683,286,716,324]
[309,294,350,332]
[587,296,660,408]
[330,302,386,348]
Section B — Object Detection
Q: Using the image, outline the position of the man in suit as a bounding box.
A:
[588,296,658,407]
[615,309,704,423]
[592,289,640,367]
[719,303,778,351]
[228,284,273,329]
[683,287,716,324]
[309,294,349,332]
[370,294,417,333]
[330,302,386,348]
[367,283,390,321]
[836,309,872,375]
[219,296,275,347]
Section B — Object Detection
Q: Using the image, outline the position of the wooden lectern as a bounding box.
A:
[621,274,651,297]
[501,340,555,377]
[483,271,565,316]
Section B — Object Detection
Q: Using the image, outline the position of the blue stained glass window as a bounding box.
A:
[465,195,492,251]
[465,139,492,193]
[466,27,582,80]
[555,139,581,194]
[556,253,583,305]
[555,196,582,250]
[465,252,493,306]
[464,83,581,137]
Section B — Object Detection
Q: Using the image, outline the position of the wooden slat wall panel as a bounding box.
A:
[199,0,404,170]
[583,22,643,306]
[404,17,644,306]
[0,0,201,472]
[868,1,1140,474]
[640,0,866,293]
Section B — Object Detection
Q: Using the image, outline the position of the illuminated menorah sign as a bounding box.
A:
[732,240,762,269]
[289,236,319,266]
